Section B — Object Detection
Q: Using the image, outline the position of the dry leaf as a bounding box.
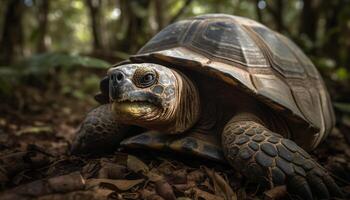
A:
[155,179,176,200]
[146,170,164,182]
[263,185,287,200]
[204,167,237,200]
[86,178,144,191]
[190,188,224,200]
[98,162,128,179]
[37,188,113,200]
[127,155,149,174]
[15,126,53,136]
[0,171,85,198]
[176,197,192,200]
[167,169,187,184]
[141,189,165,200]
[48,171,85,193]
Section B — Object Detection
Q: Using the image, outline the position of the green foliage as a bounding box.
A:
[0,67,21,96]
[17,53,110,75]
[60,73,101,100]
[334,102,350,114]
[0,0,349,104]
[0,53,110,97]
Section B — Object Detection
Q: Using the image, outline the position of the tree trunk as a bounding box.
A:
[36,0,50,53]
[154,0,164,31]
[255,0,263,23]
[0,0,25,65]
[266,0,285,32]
[299,0,318,43]
[118,0,149,53]
[86,0,104,51]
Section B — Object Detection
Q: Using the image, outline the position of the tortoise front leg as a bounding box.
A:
[71,104,135,155]
[221,114,343,200]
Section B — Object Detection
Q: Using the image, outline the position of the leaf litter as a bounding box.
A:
[0,80,349,200]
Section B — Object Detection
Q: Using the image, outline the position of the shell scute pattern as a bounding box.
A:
[133,14,334,150]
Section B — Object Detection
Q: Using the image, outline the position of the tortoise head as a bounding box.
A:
[107,63,200,134]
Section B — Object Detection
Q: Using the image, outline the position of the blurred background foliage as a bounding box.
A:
[0,0,349,114]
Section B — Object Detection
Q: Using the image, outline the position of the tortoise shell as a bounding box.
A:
[126,14,334,151]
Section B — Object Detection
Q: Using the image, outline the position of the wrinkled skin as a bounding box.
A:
[72,63,344,200]
[107,63,200,134]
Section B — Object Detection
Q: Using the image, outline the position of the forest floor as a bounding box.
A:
[0,82,349,200]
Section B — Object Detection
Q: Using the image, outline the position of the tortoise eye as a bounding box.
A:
[133,67,158,88]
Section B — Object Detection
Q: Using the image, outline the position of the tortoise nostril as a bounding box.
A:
[110,74,117,81]
[116,72,124,81]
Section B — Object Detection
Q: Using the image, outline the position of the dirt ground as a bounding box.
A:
[0,85,349,200]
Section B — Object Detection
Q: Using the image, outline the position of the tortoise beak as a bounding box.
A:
[109,70,126,101]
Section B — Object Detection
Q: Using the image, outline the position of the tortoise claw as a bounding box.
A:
[287,175,313,200]
[306,173,330,199]
[322,174,344,198]
[222,119,344,200]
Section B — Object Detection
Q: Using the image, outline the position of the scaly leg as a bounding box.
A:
[71,104,134,155]
[222,114,343,200]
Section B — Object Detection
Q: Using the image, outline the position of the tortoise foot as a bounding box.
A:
[222,119,343,200]
[71,104,131,155]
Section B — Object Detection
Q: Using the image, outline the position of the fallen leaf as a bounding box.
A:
[155,179,176,200]
[167,169,187,184]
[204,167,237,200]
[86,178,144,191]
[141,189,165,200]
[0,171,85,198]
[48,171,85,193]
[176,197,192,200]
[127,155,149,174]
[190,188,224,200]
[37,188,113,200]
[146,170,164,182]
[98,162,128,179]
[15,126,53,136]
[263,185,287,200]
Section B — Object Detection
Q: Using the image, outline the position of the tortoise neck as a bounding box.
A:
[163,69,201,134]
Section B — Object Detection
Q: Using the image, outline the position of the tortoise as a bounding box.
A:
[71,14,343,199]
